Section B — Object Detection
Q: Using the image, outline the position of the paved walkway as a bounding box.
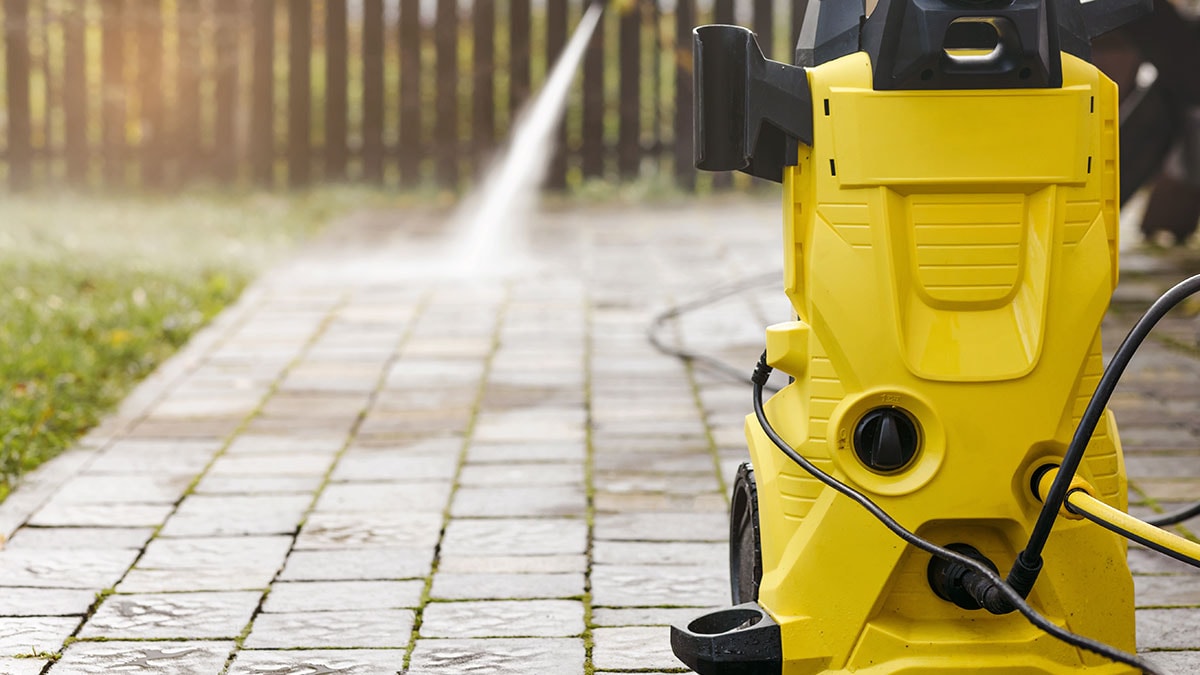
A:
[0,200,1199,674]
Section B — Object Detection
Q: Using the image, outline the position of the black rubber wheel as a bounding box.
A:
[729,462,763,605]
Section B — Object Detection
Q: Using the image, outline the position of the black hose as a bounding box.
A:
[647,272,781,390]
[1146,501,1200,527]
[751,354,1164,675]
[1015,273,1200,592]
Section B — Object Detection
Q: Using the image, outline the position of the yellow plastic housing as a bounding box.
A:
[749,51,1134,674]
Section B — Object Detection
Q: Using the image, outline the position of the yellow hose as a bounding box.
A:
[1038,467,1200,566]
[1065,490,1200,564]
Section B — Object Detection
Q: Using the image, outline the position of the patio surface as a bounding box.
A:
[1,199,1199,674]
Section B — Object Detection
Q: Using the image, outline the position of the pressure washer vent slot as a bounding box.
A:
[910,196,1025,305]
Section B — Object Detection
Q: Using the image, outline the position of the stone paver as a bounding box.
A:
[0,203,1196,674]
[49,641,236,675]
[227,649,407,675]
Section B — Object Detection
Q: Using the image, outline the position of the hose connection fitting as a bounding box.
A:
[1033,464,1098,521]
[927,543,1018,615]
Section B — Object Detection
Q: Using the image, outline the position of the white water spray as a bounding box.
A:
[444,2,605,276]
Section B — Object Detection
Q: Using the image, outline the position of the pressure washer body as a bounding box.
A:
[671,1,1154,673]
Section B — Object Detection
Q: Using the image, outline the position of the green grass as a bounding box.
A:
[0,189,366,502]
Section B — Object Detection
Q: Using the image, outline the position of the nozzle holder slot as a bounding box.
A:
[670,602,782,675]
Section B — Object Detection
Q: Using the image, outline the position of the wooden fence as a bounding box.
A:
[0,0,809,192]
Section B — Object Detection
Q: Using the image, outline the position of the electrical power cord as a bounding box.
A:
[647,272,781,391]
[750,353,1164,675]
[1147,501,1200,527]
[1012,273,1200,599]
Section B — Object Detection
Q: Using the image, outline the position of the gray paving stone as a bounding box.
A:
[279,547,433,581]
[420,600,584,638]
[437,555,588,574]
[0,617,79,657]
[118,536,293,593]
[592,606,714,627]
[451,486,587,517]
[314,481,452,513]
[330,453,460,482]
[441,518,588,556]
[595,491,727,513]
[407,637,584,675]
[594,512,727,542]
[206,453,336,476]
[593,541,726,567]
[593,472,723,496]
[592,626,681,671]
[159,495,311,537]
[79,591,261,640]
[47,640,236,675]
[467,443,586,464]
[430,573,585,600]
[52,474,193,504]
[591,565,728,608]
[294,511,443,549]
[1145,650,1200,671]
[1138,608,1200,650]
[0,588,96,617]
[193,474,324,495]
[0,658,46,675]
[85,440,220,475]
[227,648,407,675]
[28,502,174,528]
[225,434,347,456]
[1136,575,1200,608]
[0,548,140,589]
[3,527,153,551]
[262,580,424,613]
[1130,547,1200,575]
[243,609,414,648]
[458,463,583,486]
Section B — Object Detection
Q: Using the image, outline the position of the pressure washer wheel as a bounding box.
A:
[729,462,763,604]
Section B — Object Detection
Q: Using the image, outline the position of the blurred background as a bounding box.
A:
[0,0,817,195]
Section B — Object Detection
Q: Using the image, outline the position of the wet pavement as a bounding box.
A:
[0,199,1199,674]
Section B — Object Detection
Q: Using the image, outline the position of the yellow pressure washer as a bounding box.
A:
[668,1,1200,673]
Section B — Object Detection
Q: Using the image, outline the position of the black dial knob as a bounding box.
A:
[853,408,920,473]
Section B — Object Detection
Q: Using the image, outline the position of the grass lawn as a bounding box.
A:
[0,190,367,502]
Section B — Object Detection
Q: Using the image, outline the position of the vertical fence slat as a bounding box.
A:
[214,0,239,183]
[617,2,640,178]
[710,0,733,188]
[63,0,88,185]
[251,0,276,186]
[39,0,53,177]
[4,0,31,190]
[398,0,420,185]
[101,0,125,186]
[288,0,311,187]
[580,0,604,178]
[674,0,694,189]
[509,0,530,119]
[472,0,495,168]
[791,0,809,63]
[175,0,201,184]
[362,0,384,183]
[140,0,164,188]
[435,0,458,187]
[754,0,773,60]
[325,0,348,180]
[545,0,567,190]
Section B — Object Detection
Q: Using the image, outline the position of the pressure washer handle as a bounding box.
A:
[693,25,812,183]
